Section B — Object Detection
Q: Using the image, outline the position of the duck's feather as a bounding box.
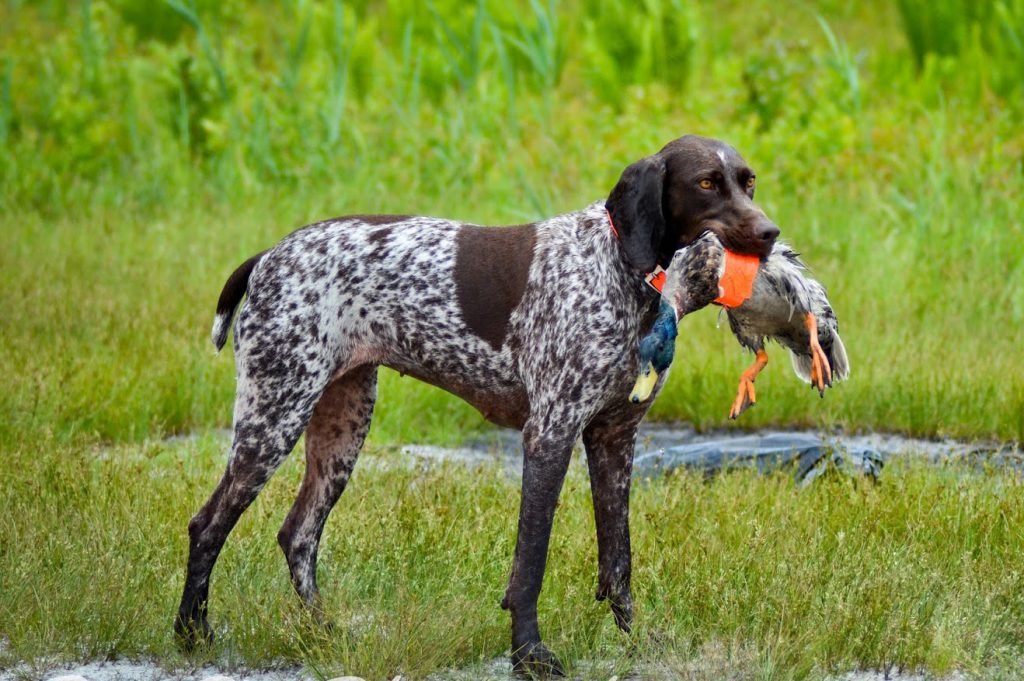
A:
[791,331,849,383]
[727,241,850,385]
[758,243,818,318]
[662,233,726,318]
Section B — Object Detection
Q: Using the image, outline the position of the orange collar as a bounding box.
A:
[714,249,760,308]
[606,209,666,293]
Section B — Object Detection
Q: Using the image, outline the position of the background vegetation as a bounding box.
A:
[2,0,1022,447]
[2,0,1023,678]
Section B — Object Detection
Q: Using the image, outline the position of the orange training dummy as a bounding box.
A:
[713,249,760,308]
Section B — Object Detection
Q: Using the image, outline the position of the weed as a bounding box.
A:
[1,440,1022,677]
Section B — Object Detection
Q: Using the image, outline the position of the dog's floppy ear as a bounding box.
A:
[605,155,666,273]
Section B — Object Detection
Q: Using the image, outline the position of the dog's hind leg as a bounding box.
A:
[583,413,642,634]
[277,363,377,619]
[175,346,331,650]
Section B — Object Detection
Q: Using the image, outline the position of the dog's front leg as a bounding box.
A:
[501,417,578,677]
[582,417,639,633]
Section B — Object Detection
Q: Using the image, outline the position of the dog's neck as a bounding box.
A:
[604,209,667,295]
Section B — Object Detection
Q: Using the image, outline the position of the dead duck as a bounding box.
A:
[721,240,849,418]
[633,233,849,418]
[629,234,724,403]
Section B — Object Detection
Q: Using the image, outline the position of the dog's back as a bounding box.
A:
[210,203,649,429]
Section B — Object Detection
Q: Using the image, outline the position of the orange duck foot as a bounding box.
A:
[729,349,768,419]
[804,313,832,395]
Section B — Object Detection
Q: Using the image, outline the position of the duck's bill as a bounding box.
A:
[629,367,660,403]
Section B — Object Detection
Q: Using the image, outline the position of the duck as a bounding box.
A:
[722,241,849,418]
[631,233,849,419]
[629,299,678,403]
[629,234,724,403]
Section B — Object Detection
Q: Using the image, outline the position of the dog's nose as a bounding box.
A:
[757,222,780,243]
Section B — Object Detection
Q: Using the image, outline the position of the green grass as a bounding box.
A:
[1,1,1022,447]
[3,0,1024,677]
[1,438,1023,679]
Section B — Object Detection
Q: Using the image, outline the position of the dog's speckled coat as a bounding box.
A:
[175,135,781,676]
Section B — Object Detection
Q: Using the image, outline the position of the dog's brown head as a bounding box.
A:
[605,134,779,273]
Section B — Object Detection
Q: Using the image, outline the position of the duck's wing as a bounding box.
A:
[760,243,818,319]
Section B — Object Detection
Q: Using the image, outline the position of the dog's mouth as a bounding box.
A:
[703,220,779,260]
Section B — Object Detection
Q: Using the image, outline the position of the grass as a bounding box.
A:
[4,99,1022,445]
[1,1,1022,447]
[2,0,1024,678]
[1,437,1023,679]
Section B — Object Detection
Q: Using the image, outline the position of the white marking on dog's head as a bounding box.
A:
[716,150,727,165]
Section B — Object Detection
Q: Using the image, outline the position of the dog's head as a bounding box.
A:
[605,134,779,272]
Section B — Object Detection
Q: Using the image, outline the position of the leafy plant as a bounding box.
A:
[895,0,1024,96]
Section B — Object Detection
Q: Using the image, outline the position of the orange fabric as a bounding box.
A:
[645,266,666,293]
[714,250,760,308]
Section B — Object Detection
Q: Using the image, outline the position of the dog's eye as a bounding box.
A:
[746,176,756,189]
[698,179,714,190]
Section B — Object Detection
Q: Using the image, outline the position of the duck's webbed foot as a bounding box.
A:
[804,313,833,396]
[729,349,768,419]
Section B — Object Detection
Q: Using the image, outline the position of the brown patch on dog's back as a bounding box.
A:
[455,224,536,351]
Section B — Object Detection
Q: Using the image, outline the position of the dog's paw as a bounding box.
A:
[511,640,565,678]
[597,584,633,633]
[611,597,633,634]
[174,613,214,653]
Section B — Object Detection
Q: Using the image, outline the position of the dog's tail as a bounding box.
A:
[211,251,267,352]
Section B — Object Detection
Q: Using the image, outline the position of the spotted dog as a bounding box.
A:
[175,135,781,676]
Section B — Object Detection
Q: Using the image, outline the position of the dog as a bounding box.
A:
[174,134,780,676]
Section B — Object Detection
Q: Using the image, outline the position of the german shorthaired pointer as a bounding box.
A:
[175,134,780,676]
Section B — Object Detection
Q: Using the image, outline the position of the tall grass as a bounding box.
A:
[1,438,1023,678]
[1,1,1022,448]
